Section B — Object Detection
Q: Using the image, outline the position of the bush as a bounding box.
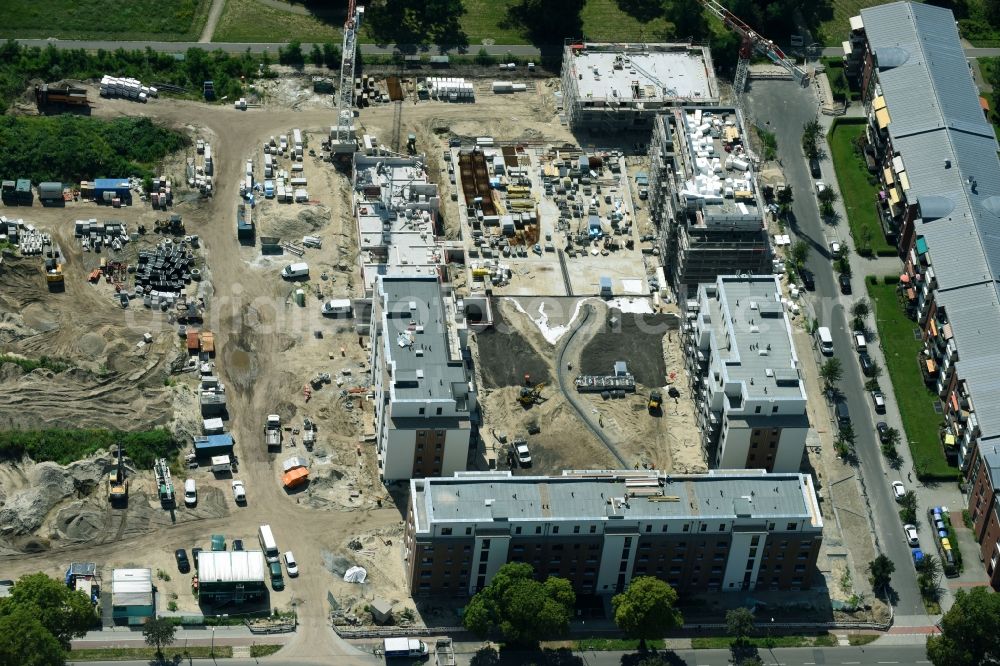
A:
[0,115,187,183]
[883,275,900,285]
[0,428,178,467]
[0,354,70,373]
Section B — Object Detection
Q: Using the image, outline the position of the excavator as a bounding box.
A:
[108,444,128,506]
[647,390,662,414]
[154,214,185,235]
[516,382,547,407]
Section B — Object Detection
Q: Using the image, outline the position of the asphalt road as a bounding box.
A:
[67,643,931,666]
[11,38,1000,59]
[744,80,922,615]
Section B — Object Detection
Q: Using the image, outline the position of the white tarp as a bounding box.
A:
[344,566,367,583]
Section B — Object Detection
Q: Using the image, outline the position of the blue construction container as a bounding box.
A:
[94,178,131,203]
[193,433,234,459]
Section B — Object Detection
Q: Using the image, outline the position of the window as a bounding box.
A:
[755,406,762,414]
[415,457,423,465]
[574,525,581,534]
[482,539,491,548]
[787,522,797,531]
[645,525,652,533]
[767,522,775,531]
[553,526,559,534]
[700,524,707,532]
[515,526,522,535]
[718,524,726,532]
[436,407,443,415]
[683,524,690,532]
[751,536,760,546]
[590,525,597,534]
[441,528,452,536]
[536,526,542,534]
[749,548,757,558]
[465,528,472,535]
[772,405,779,413]
[418,407,425,415]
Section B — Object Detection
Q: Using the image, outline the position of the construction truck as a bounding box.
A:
[108,445,128,505]
[154,214,185,234]
[44,257,64,291]
[516,382,546,406]
[154,458,175,508]
[265,414,282,450]
[648,390,662,414]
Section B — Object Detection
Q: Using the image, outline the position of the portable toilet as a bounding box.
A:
[599,277,613,298]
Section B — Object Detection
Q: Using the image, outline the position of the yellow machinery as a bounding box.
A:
[44,258,64,290]
[648,390,662,413]
[154,214,185,234]
[517,382,547,406]
[108,444,128,505]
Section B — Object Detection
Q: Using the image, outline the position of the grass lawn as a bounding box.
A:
[692,634,837,649]
[214,0,341,43]
[70,646,233,661]
[848,634,880,646]
[574,637,666,651]
[0,0,211,41]
[867,279,956,480]
[827,119,897,257]
[214,0,674,44]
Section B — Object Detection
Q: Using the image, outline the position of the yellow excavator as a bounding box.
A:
[517,382,547,407]
[648,390,662,414]
[108,444,128,505]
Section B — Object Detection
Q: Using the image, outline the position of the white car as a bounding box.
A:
[904,523,919,547]
[512,439,531,467]
[815,181,827,195]
[232,480,246,504]
[283,551,299,577]
[891,481,906,502]
[829,239,843,257]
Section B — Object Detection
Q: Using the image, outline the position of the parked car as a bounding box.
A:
[175,549,190,574]
[839,273,853,294]
[191,547,203,570]
[269,561,285,590]
[232,480,246,504]
[512,439,531,467]
[904,523,919,547]
[815,181,827,195]
[232,539,245,552]
[799,268,815,291]
[877,421,891,443]
[184,479,197,507]
[871,390,887,414]
[810,157,822,179]
[284,551,299,577]
[892,481,906,502]
[829,239,843,257]
[859,352,875,376]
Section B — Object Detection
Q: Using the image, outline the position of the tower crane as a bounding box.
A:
[699,0,809,94]
[331,0,365,154]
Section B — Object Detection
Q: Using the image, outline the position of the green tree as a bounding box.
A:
[279,40,305,67]
[835,421,857,459]
[2,573,94,648]
[310,43,324,68]
[790,239,809,268]
[475,47,495,66]
[143,616,176,659]
[868,554,895,593]
[802,119,821,160]
[777,184,793,214]
[505,0,586,43]
[462,563,575,645]
[851,299,870,321]
[820,358,843,390]
[667,0,709,39]
[612,577,682,649]
[927,587,1000,665]
[726,607,756,643]
[322,42,341,69]
[0,607,65,666]
[817,187,837,216]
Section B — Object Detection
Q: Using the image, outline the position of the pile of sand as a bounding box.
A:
[0,457,107,536]
[262,204,331,240]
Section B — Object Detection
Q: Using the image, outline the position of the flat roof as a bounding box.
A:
[198,551,266,584]
[672,107,763,224]
[566,43,714,104]
[701,275,803,401]
[111,568,152,607]
[378,275,469,404]
[412,470,821,530]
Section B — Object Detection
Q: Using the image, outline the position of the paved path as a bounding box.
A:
[199,0,227,43]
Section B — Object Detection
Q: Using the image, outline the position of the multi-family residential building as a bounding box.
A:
[967,445,1000,588]
[404,469,823,597]
[685,275,809,473]
[648,107,771,297]
[560,42,718,133]
[370,275,478,481]
[846,1,1000,478]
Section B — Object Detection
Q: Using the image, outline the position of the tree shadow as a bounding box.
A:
[502,0,585,46]
[614,0,665,23]
[362,0,469,49]
[620,649,687,665]
[480,646,585,665]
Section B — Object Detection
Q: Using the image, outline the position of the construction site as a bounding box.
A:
[0,0,892,653]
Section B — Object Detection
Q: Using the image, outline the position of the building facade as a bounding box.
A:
[371,275,477,481]
[685,275,809,473]
[405,469,823,597]
[561,42,718,133]
[110,568,154,626]
[648,108,771,297]
[197,551,268,605]
[847,1,1000,478]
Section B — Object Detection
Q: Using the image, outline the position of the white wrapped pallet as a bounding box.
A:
[294,188,309,202]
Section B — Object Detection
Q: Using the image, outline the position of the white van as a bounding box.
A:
[258,524,280,563]
[817,326,834,355]
[384,637,428,658]
[281,262,309,279]
[184,479,197,506]
[854,331,868,353]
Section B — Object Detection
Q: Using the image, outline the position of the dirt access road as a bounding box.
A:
[0,96,412,663]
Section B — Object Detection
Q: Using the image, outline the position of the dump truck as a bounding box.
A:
[265,415,282,450]
[108,445,128,505]
[154,458,175,508]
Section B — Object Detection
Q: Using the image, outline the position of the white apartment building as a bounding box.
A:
[685,275,809,472]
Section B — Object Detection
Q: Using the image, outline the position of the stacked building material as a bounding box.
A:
[135,241,194,295]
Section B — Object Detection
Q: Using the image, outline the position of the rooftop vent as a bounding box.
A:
[416,369,424,379]
[409,301,417,310]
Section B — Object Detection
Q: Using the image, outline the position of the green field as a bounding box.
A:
[214,0,674,44]
[0,0,212,41]
[867,279,956,480]
[827,119,896,257]
[71,646,233,661]
[691,634,837,649]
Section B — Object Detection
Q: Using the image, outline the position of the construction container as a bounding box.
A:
[186,330,200,353]
[492,81,513,94]
[294,289,305,306]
